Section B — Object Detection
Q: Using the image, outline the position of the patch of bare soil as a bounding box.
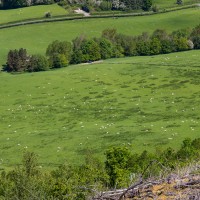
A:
[74,8,90,16]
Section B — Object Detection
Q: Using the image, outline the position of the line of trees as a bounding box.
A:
[0,137,200,199]
[5,49,49,72]
[0,0,54,9]
[0,0,152,11]
[80,0,153,12]
[4,24,200,72]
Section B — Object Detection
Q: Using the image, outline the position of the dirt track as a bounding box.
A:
[74,8,90,16]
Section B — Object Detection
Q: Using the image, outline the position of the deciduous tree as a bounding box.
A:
[5,48,28,72]
[28,54,49,72]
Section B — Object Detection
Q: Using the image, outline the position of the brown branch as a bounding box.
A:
[118,159,166,200]
[118,178,143,200]
[174,180,200,189]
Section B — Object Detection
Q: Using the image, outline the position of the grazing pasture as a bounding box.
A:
[0,50,200,168]
[0,7,200,66]
[153,0,200,8]
[0,4,67,25]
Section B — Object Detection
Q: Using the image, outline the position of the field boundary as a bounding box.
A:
[0,4,198,30]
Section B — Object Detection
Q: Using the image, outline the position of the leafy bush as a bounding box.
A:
[28,54,49,72]
[190,24,200,49]
[49,53,69,68]
[152,5,159,12]
[82,5,90,13]
[1,137,200,198]
[5,48,29,72]
[44,11,52,18]
[99,1,112,11]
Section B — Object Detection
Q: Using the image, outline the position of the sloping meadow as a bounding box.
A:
[0,7,200,67]
[0,50,200,168]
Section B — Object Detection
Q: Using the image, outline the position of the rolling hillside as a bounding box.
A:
[153,0,200,8]
[0,7,199,66]
[0,2,200,169]
[0,4,67,25]
[1,50,200,168]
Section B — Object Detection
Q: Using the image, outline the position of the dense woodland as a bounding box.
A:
[0,137,200,199]
[4,24,200,72]
[0,0,54,9]
[0,0,153,12]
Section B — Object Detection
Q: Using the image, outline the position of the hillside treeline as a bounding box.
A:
[4,24,200,73]
[0,0,54,9]
[0,0,152,11]
[59,0,152,12]
[0,137,200,199]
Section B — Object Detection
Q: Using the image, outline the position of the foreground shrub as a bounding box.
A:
[1,137,200,198]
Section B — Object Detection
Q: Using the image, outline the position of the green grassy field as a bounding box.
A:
[0,50,200,168]
[153,0,200,8]
[0,4,200,169]
[0,4,67,25]
[0,7,199,67]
